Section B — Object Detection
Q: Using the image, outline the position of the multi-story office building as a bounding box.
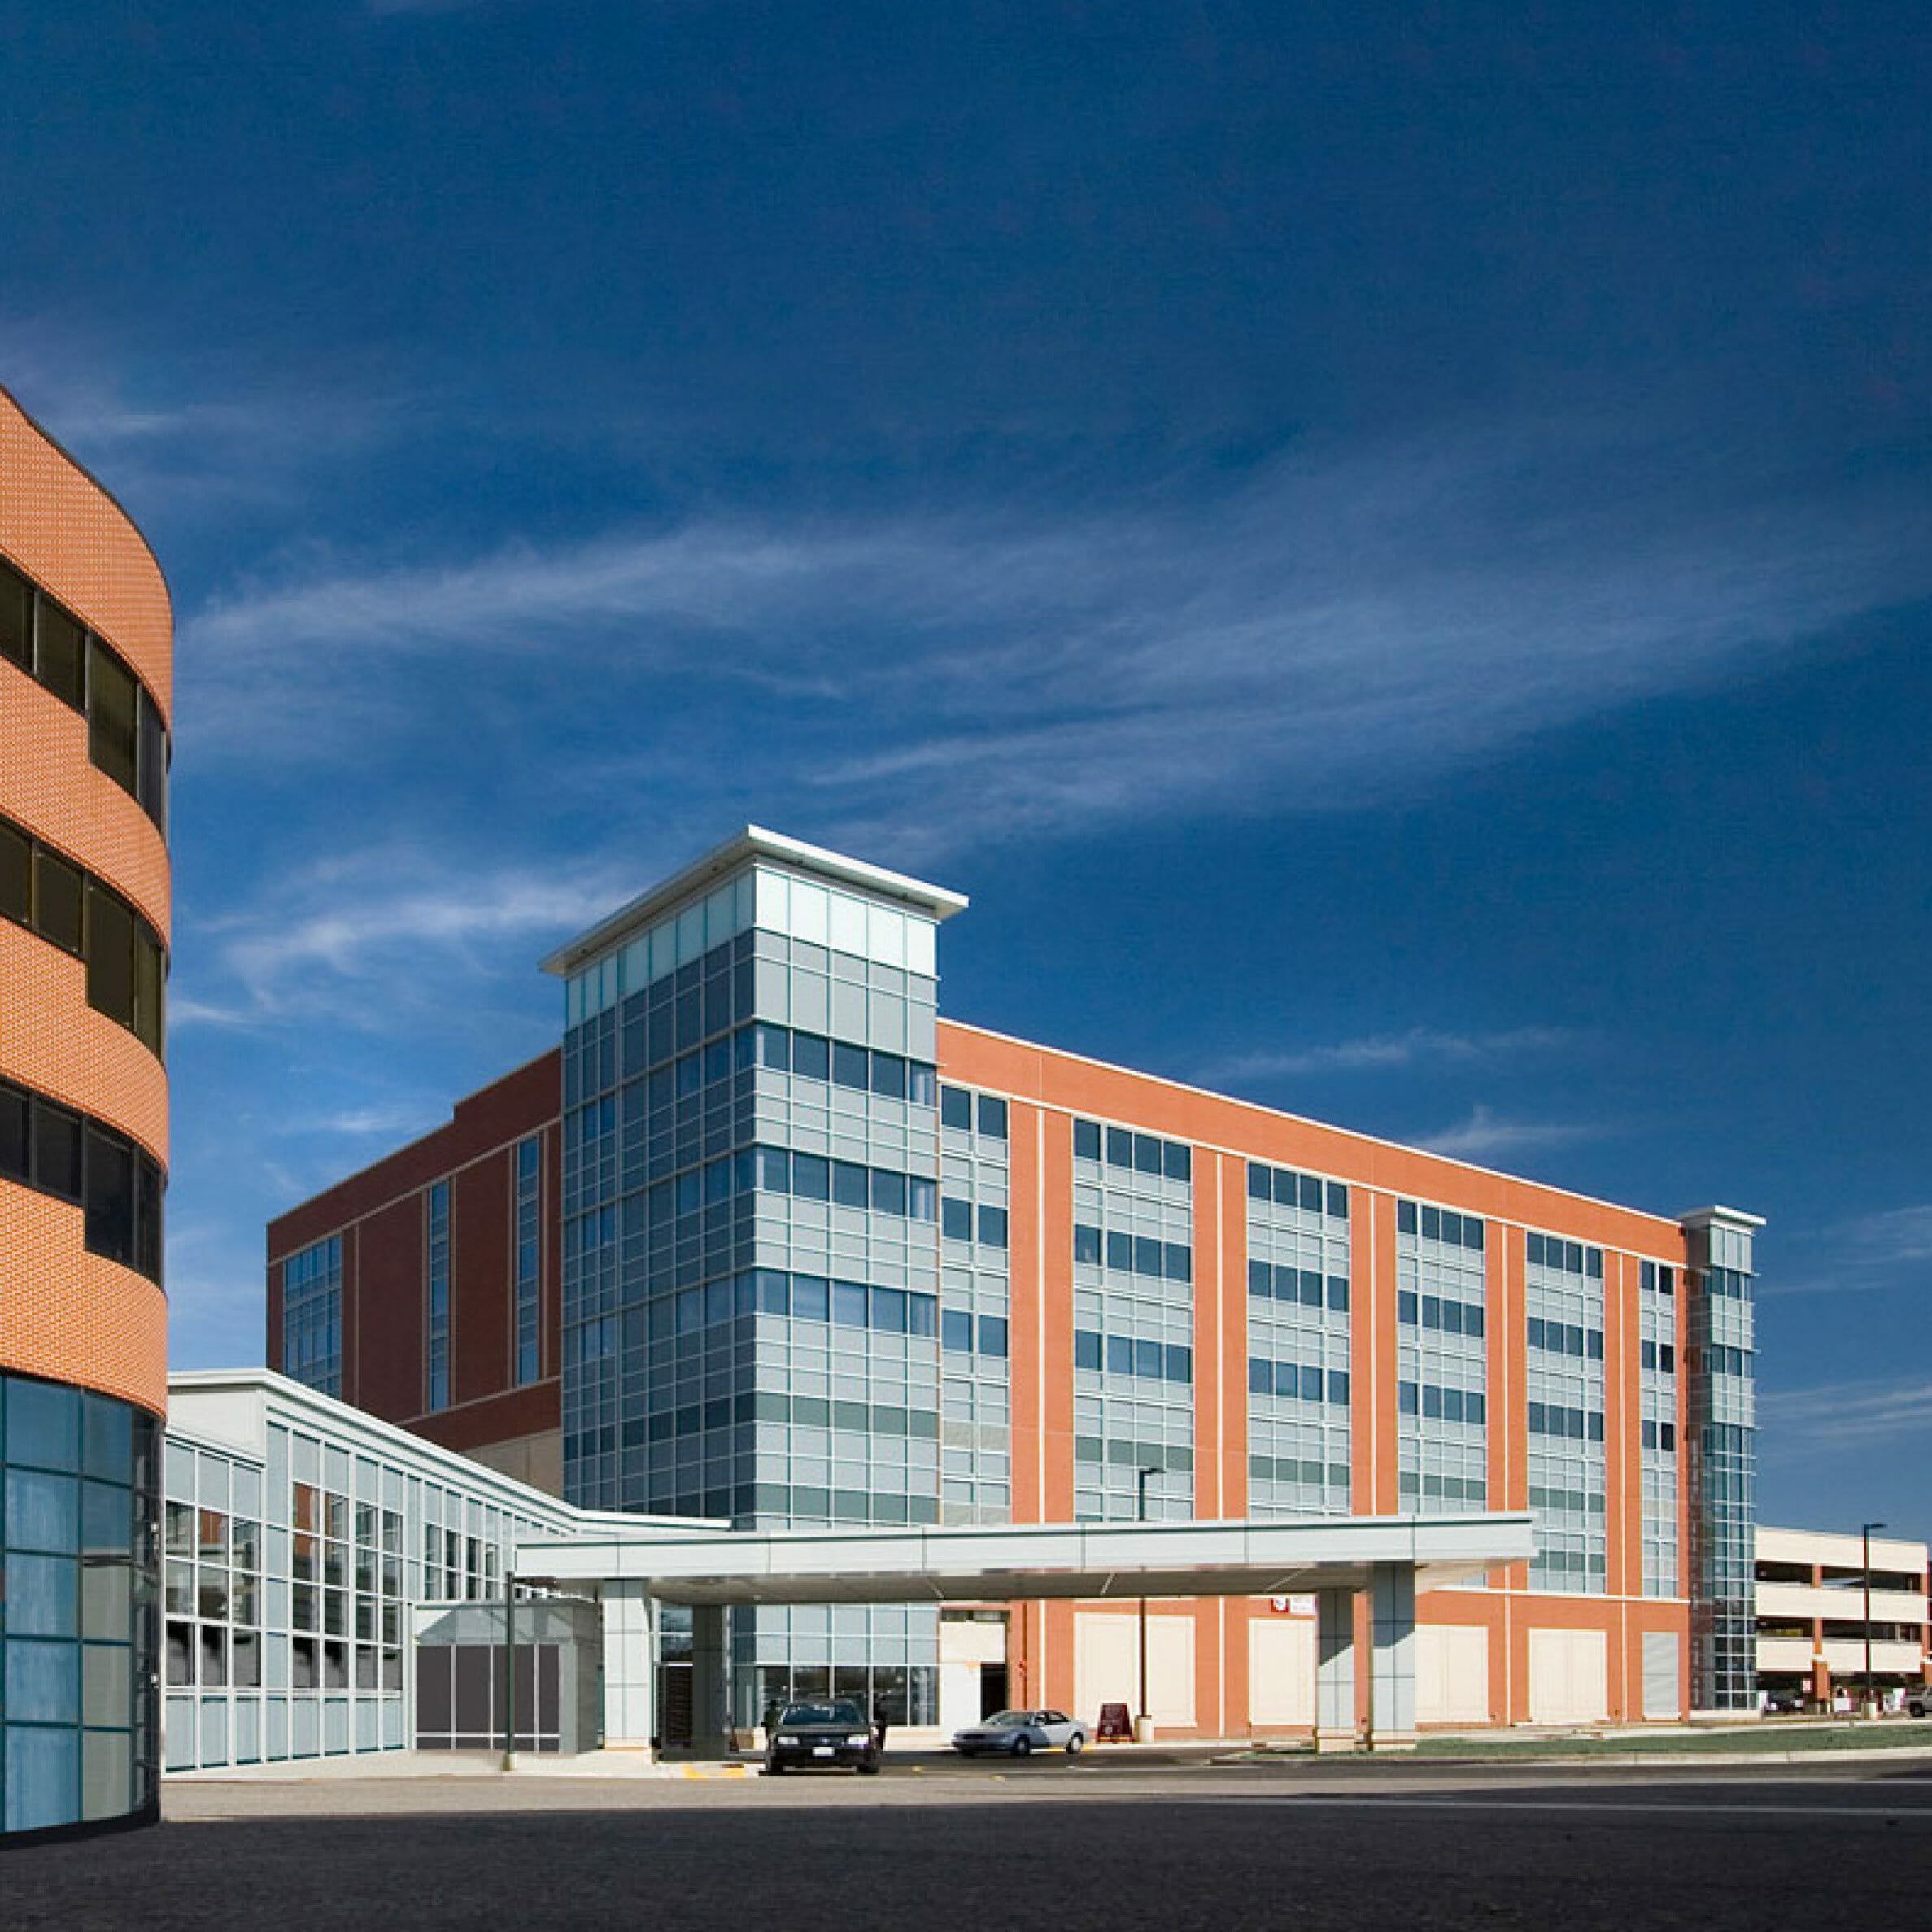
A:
[1,386,172,1839]
[1755,1526,1930,1709]
[268,827,1763,1735]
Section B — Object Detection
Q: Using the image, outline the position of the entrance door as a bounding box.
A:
[980,1664,1008,1718]
[657,1660,693,1747]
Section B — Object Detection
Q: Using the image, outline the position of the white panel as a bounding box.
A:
[622,935,649,996]
[675,902,704,964]
[1074,1612,1194,1729]
[1150,1616,1196,1727]
[1415,1623,1489,1725]
[869,902,906,967]
[1528,1627,1608,1725]
[939,1662,982,1733]
[1074,1613,1139,1727]
[939,1619,1007,1665]
[1248,1616,1315,1726]
[905,918,936,978]
[792,880,830,944]
[829,890,868,957]
[1642,1630,1680,1719]
[755,867,790,933]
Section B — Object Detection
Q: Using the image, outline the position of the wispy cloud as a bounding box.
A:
[0,325,404,520]
[174,408,1932,853]
[177,848,642,1033]
[1202,1025,1577,1086]
[1759,1375,1932,1453]
[1411,1103,1600,1162]
[1760,1203,1932,1299]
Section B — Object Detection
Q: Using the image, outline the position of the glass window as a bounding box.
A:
[940,1085,972,1132]
[870,1052,907,1101]
[975,1095,1008,1139]
[0,818,29,922]
[0,558,31,667]
[0,1081,27,1182]
[792,1152,830,1201]
[34,847,84,953]
[1073,1119,1101,1160]
[792,1032,830,1082]
[832,1041,869,1090]
[36,600,85,707]
[33,1096,84,1202]
[85,883,137,1029]
[137,687,167,828]
[831,1161,869,1209]
[87,642,138,792]
[976,1205,1009,1249]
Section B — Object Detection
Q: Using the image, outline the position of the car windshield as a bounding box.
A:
[780,1701,865,1728]
[983,1711,1034,1728]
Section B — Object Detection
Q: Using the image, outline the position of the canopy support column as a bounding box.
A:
[690,1602,731,1760]
[1315,1587,1357,1752]
[600,1579,657,1758]
[1367,1562,1418,1751]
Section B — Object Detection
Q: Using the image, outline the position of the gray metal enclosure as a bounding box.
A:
[413,1598,602,1755]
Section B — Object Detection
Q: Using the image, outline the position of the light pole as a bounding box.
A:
[1863,1521,1886,1717]
[1136,1465,1161,1731]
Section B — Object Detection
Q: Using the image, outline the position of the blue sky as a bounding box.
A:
[6,2,1929,1534]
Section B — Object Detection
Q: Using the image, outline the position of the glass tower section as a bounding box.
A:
[1683,1208,1760,1711]
[938,1085,1012,1524]
[1071,1122,1195,1521]
[1394,1201,1488,1515]
[553,840,957,1727]
[1245,1162,1350,1519]
[1523,1232,1606,1590]
[1638,1260,1680,1598]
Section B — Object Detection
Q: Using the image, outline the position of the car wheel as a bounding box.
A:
[1065,1732,1085,1756]
[857,1760,880,1776]
[1011,1735,1032,1757]
[767,1760,785,1776]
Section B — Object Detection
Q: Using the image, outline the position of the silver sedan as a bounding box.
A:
[951,1708,1088,1757]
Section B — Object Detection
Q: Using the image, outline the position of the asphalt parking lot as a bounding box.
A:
[7,1758,1930,1932]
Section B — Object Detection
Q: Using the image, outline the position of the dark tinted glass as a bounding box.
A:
[34,848,84,953]
[37,600,85,706]
[975,1094,1007,1139]
[33,1097,84,1201]
[86,884,137,1028]
[85,1125,137,1267]
[87,642,138,791]
[940,1084,971,1131]
[134,931,164,1056]
[0,818,29,921]
[135,1154,163,1281]
[0,558,31,667]
[1073,1119,1101,1160]
[137,687,167,827]
[0,1081,28,1180]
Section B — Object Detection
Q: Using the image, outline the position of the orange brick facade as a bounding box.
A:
[0,382,171,1419]
[943,1022,1692,1734]
[272,1006,1697,1733]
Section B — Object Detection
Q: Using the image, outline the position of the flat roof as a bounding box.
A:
[541,826,969,977]
[514,1511,1535,1605]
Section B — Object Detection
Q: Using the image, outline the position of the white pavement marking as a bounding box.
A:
[1158,1792,1932,1821]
